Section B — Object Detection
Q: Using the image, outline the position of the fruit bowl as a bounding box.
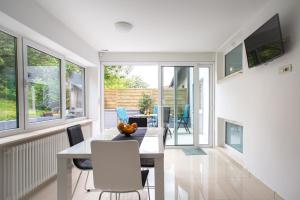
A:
[117,122,138,136]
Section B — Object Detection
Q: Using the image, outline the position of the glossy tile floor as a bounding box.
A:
[25,148,277,200]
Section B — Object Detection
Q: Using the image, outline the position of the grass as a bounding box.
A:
[29,109,45,118]
[0,98,17,121]
[0,98,51,121]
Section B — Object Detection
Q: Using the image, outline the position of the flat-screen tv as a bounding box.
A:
[244,14,284,68]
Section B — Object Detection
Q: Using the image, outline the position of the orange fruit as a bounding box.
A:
[131,123,138,128]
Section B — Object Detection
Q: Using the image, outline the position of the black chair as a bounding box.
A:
[177,104,191,134]
[140,125,168,168]
[140,107,169,193]
[66,125,92,194]
[163,107,172,138]
[129,117,148,127]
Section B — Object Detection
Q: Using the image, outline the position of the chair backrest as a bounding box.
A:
[162,107,171,125]
[183,104,190,119]
[153,105,158,115]
[91,140,143,192]
[128,117,147,127]
[163,127,168,146]
[66,125,86,169]
[116,107,129,123]
[67,125,84,146]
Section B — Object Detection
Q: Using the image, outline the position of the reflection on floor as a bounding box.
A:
[166,128,194,145]
[25,149,277,200]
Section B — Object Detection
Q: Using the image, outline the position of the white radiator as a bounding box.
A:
[2,132,69,200]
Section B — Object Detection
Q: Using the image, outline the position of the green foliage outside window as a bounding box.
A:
[65,61,82,110]
[0,31,17,123]
[27,47,61,120]
[104,65,148,89]
[65,61,85,118]
[138,93,153,114]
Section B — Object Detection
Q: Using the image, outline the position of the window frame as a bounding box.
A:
[0,27,88,138]
[225,120,244,154]
[65,60,87,121]
[224,43,243,77]
[0,26,25,137]
[23,39,65,130]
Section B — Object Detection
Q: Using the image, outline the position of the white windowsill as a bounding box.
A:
[217,70,243,83]
[0,119,93,147]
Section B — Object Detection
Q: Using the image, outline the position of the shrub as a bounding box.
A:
[138,93,153,114]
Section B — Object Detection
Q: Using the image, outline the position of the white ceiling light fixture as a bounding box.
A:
[114,21,133,33]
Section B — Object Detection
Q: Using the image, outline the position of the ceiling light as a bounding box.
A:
[114,21,133,32]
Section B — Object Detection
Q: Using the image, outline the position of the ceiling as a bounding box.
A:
[35,0,270,52]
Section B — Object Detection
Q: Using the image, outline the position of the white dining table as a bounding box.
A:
[57,127,165,200]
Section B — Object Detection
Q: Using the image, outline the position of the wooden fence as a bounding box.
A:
[104,88,187,111]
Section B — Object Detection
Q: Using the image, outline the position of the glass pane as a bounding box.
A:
[0,31,18,131]
[225,43,243,76]
[162,67,175,145]
[225,122,243,153]
[66,61,85,119]
[162,66,193,146]
[199,67,210,145]
[176,67,193,145]
[27,47,61,123]
[103,65,158,129]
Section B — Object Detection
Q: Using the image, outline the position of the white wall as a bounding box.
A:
[86,67,101,136]
[0,0,99,67]
[216,0,300,199]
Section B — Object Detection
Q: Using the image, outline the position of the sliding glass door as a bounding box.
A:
[161,66,194,146]
[197,65,212,146]
[161,64,213,147]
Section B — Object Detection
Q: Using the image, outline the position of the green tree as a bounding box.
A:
[104,65,148,89]
[138,93,153,114]
[27,47,61,112]
[0,31,17,101]
[0,30,17,121]
[65,61,83,110]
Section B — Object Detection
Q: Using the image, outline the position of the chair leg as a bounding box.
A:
[99,191,104,200]
[146,178,151,200]
[186,123,191,134]
[183,119,191,134]
[72,171,83,198]
[184,123,189,133]
[167,128,172,138]
[136,191,141,200]
[177,118,182,129]
[84,171,90,192]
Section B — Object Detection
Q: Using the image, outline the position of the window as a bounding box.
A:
[0,26,88,136]
[0,30,18,131]
[225,122,243,153]
[65,61,85,119]
[26,47,61,123]
[225,43,243,76]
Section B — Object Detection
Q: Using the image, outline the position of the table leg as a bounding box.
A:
[154,156,164,200]
[57,157,72,200]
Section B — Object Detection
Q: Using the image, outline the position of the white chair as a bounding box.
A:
[91,140,150,200]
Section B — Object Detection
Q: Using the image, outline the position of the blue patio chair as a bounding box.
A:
[149,105,158,127]
[116,107,129,123]
[177,104,191,134]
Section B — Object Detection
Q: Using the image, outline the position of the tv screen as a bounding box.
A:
[244,14,284,68]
